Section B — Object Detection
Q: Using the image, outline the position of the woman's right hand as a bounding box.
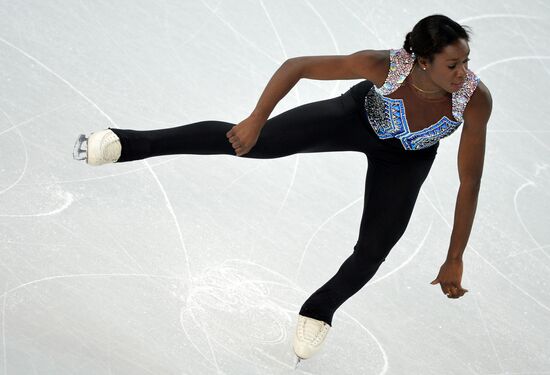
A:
[225,115,266,156]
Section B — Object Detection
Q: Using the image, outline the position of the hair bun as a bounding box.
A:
[403,31,414,53]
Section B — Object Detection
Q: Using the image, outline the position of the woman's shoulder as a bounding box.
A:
[358,49,391,87]
[463,79,493,123]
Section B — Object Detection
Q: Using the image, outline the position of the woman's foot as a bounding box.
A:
[73,129,121,165]
[293,314,331,361]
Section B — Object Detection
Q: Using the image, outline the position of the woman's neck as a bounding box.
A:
[408,62,450,99]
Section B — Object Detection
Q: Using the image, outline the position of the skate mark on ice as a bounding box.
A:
[508,165,550,264]
[0,272,184,301]
[141,160,193,282]
[2,282,7,375]
[0,104,68,137]
[497,244,550,261]
[257,0,306,218]
[477,56,550,153]
[473,292,505,374]
[179,260,294,371]
[293,196,363,281]
[198,0,280,65]
[15,156,181,187]
[302,0,342,96]
[179,259,386,372]
[0,189,73,217]
[458,13,544,23]
[0,37,117,125]
[336,311,390,375]
[0,110,29,196]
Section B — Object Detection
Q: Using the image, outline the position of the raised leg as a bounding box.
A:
[109,93,367,162]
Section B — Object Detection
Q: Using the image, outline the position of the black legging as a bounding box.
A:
[109,80,439,326]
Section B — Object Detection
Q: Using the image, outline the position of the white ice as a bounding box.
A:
[1,1,549,374]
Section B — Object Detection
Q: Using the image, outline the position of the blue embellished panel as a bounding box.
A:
[398,115,462,150]
[364,85,463,150]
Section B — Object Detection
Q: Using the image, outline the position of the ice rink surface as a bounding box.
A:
[1,1,549,374]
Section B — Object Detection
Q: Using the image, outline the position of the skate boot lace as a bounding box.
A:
[299,317,330,346]
[101,132,121,162]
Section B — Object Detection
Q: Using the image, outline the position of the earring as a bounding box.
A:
[422,67,426,70]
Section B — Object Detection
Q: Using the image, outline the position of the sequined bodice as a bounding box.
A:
[364,48,480,150]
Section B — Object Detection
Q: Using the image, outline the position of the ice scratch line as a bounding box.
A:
[498,244,550,261]
[15,156,181,187]
[502,8,550,77]
[338,311,389,375]
[276,155,300,217]
[0,37,116,125]
[0,112,29,196]
[179,307,221,372]
[458,13,544,23]
[2,282,7,375]
[303,0,341,55]
[293,196,363,281]
[218,165,262,196]
[0,190,73,217]
[143,161,193,281]
[303,0,342,97]
[0,273,184,300]
[199,0,280,65]
[334,0,380,41]
[473,293,504,373]
[507,165,550,263]
[257,0,305,217]
[477,56,550,74]
[0,103,68,137]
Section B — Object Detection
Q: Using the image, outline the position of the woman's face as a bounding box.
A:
[423,38,471,93]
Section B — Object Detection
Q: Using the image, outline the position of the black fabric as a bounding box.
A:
[109,80,439,326]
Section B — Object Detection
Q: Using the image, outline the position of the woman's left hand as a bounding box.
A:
[431,258,469,299]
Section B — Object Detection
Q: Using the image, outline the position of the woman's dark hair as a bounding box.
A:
[403,14,472,62]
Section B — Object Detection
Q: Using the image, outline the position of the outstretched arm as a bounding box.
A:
[227,50,385,155]
[431,81,493,299]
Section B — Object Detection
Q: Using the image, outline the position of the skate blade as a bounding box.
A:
[73,134,88,161]
[294,356,303,369]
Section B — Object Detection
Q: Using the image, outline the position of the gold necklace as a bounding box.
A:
[409,64,445,95]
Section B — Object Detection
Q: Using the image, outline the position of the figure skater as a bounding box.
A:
[73,14,492,362]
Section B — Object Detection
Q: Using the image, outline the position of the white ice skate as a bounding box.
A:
[73,129,121,166]
[293,314,331,367]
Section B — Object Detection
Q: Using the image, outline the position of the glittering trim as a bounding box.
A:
[376,49,415,96]
[452,70,480,122]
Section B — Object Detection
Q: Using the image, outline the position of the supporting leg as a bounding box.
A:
[298,156,436,326]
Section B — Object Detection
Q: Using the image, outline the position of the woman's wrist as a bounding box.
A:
[250,110,269,121]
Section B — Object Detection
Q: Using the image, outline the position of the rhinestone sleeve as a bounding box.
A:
[376,49,415,95]
[451,70,481,122]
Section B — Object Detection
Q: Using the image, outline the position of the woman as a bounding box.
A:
[73,14,492,361]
